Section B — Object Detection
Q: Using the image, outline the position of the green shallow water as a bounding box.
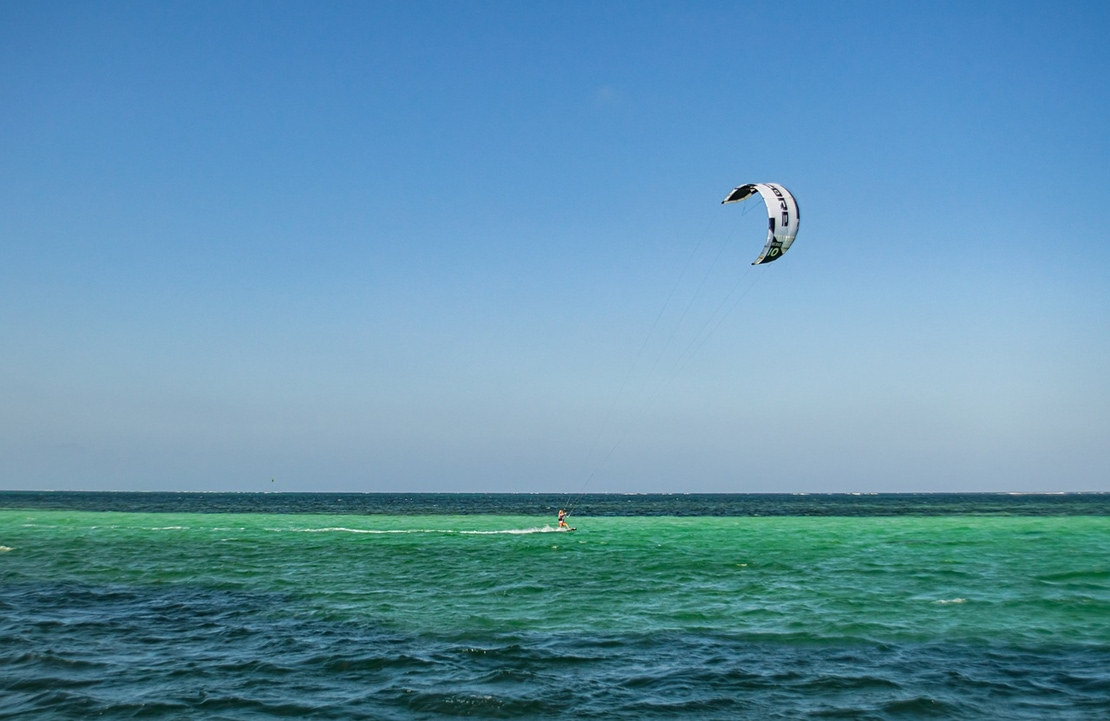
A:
[5,511,1109,641]
[3,508,1110,718]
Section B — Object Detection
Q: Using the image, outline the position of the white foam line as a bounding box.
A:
[273,526,564,536]
[460,526,559,535]
[278,527,440,534]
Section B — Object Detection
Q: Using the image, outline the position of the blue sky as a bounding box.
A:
[2,1,1107,493]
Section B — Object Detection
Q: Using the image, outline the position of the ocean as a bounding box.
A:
[2,492,1109,719]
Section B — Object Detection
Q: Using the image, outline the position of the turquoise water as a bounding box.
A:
[2,495,1110,718]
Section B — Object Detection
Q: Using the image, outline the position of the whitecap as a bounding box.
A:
[935,598,967,604]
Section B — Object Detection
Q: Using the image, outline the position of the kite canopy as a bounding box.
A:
[722,183,800,265]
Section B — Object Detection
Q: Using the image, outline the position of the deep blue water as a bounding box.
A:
[3,490,1108,516]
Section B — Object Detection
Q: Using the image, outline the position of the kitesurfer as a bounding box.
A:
[558,509,570,530]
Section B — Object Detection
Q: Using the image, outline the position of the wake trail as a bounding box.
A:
[272,526,571,536]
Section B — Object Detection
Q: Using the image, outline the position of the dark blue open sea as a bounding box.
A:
[2,492,1109,719]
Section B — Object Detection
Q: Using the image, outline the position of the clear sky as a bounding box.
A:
[2,1,1107,493]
